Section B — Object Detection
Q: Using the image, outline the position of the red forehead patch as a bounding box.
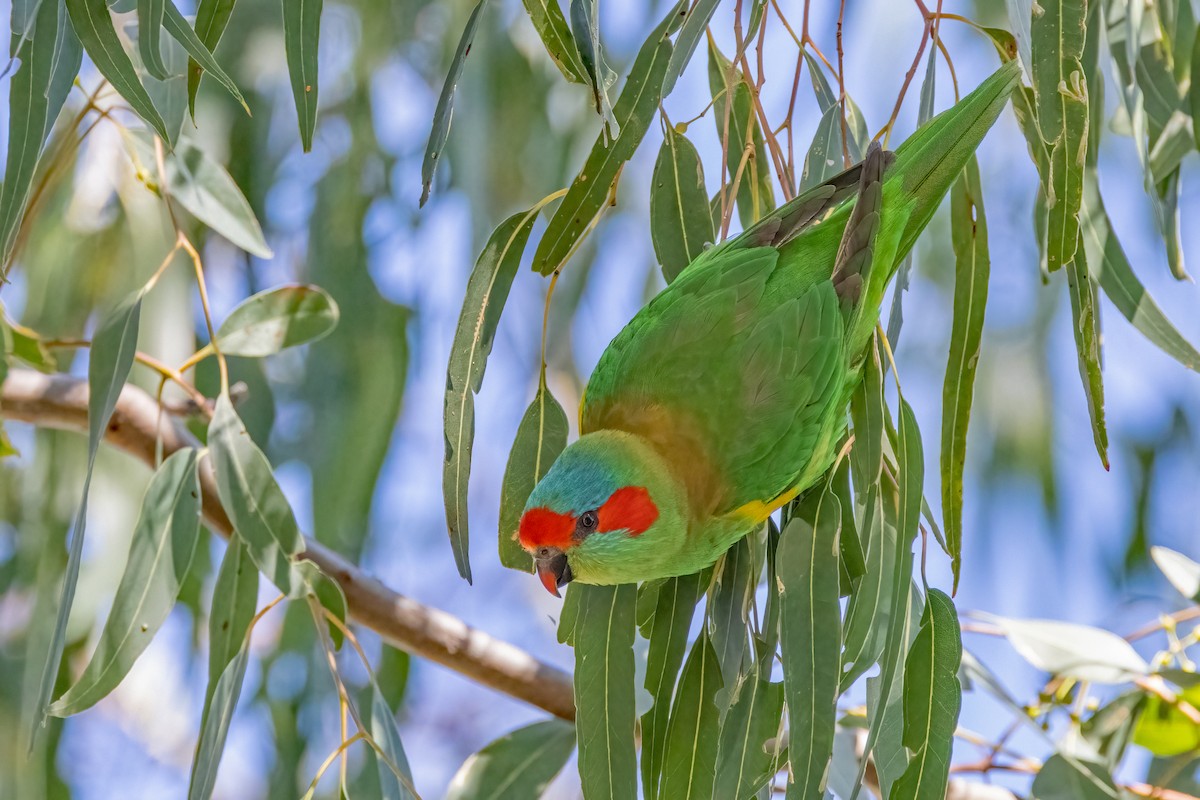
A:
[598,486,658,536]
[518,507,576,551]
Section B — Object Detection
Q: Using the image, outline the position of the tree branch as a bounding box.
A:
[0,369,576,722]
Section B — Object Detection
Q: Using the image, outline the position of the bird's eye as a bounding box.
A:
[580,511,598,531]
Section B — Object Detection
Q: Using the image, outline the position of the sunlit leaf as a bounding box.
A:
[1150,546,1200,602]
[1133,684,1200,756]
[662,0,719,96]
[1031,0,1087,272]
[445,719,575,800]
[660,631,722,800]
[990,615,1149,683]
[640,572,704,800]
[778,492,841,799]
[520,0,587,84]
[1,0,81,270]
[534,7,676,274]
[209,393,304,594]
[64,0,170,142]
[50,449,201,716]
[444,208,539,582]
[4,317,58,371]
[282,0,321,150]
[215,285,338,357]
[188,630,251,800]
[650,127,713,283]
[573,584,637,799]
[420,0,487,206]
[941,157,990,590]
[33,290,142,738]
[187,0,240,113]
[890,590,962,800]
[497,377,568,571]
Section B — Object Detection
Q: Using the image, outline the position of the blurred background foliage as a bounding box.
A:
[0,0,1198,797]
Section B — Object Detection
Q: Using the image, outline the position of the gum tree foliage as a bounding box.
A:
[0,0,1198,798]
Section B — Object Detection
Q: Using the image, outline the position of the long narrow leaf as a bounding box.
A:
[890,590,962,800]
[534,8,676,274]
[520,0,587,84]
[420,0,487,206]
[443,208,539,582]
[282,0,322,150]
[712,664,785,800]
[50,449,201,715]
[161,0,248,114]
[205,537,257,706]
[187,0,239,113]
[1066,248,1108,468]
[187,634,251,800]
[573,584,637,799]
[445,719,575,800]
[662,0,720,96]
[33,291,142,739]
[941,157,990,591]
[778,494,842,799]
[209,393,303,594]
[137,0,169,79]
[660,632,723,800]
[64,0,170,142]
[649,127,713,283]
[640,572,704,800]
[1,0,80,270]
[497,378,569,571]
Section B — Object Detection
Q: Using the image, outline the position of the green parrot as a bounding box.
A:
[518,62,1020,595]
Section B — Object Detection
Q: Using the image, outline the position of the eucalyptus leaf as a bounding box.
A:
[444,208,539,582]
[990,615,1149,683]
[941,157,990,590]
[573,584,637,799]
[205,537,257,707]
[520,0,587,84]
[778,494,841,800]
[188,633,251,800]
[187,0,241,113]
[282,0,322,150]
[125,133,271,258]
[420,0,487,206]
[445,719,575,800]
[1150,546,1200,602]
[1132,684,1200,756]
[662,0,720,96]
[33,290,143,739]
[1030,753,1122,800]
[215,285,338,357]
[50,449,200,716]
[534,6,676,274]
[137,0,169,79]
[497,378,569,571]
[713,666,785,800]
[64,0,170,142]
[160,0,248,115]
[368,681,419,800]
[650,127,713,284]
[640,572,704,800]
[660,631,723,800]
[1,0,80,270]
[209,393,304,594]
[890,590,962,800]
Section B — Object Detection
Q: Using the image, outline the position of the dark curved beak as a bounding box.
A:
[535,552,573,597]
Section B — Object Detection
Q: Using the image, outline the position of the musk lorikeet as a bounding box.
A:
[518,62,1020,595]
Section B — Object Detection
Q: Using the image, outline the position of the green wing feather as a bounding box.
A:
[582,61,1021,522]
[582,244,846,518]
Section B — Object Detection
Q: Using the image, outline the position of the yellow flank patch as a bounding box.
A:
[730,484,803,523]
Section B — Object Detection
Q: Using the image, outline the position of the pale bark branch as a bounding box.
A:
[1,369,576,722]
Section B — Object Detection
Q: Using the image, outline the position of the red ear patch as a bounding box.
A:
[519,507,576,551]
[598,486,658,536]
